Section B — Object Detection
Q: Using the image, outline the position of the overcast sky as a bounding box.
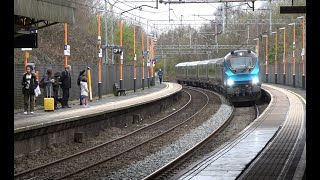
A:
[109,0,268,34]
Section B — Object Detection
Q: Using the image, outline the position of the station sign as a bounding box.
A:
[142,50,148,55]
[64,45,70,56]
[98,48,102,57]
[98,36,101,45]
[301,48,305,56]
[113,46,122,54]
[120,52,124,64]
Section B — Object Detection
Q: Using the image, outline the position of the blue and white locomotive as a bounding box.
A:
[175,49,261,102]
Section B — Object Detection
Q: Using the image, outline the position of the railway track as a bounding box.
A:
[14,88,211,180]
[143,100,260,180]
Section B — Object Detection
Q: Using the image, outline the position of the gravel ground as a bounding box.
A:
[96,94,269,180]
[14,91,190,175]
[72,88,223,180]
[15,89,209,180]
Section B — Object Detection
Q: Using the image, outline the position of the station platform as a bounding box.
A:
[14,82,182,133]
[176,84,306,180]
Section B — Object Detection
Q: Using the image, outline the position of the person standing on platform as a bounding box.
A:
[60,65,72,108]
[21,65,38,114]
[43,69,54,99]
[158,69,163,84]
[77,69,85,105]
[80,76,89,108]
[53,71,62,109]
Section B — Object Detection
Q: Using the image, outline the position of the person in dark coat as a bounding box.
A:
[21,65,38,114]
[77,69,86,105]
[158,69,163,84]
[53,71,62,109]
[59,65,72,108]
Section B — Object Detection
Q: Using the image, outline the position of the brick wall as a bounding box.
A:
[14,64,149,109]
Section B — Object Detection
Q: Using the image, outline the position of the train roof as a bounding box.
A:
[175,62,189,67]
[175,58,224,67]
[186,61,201,66]
[208,58,224,64]
[197,60,212,65]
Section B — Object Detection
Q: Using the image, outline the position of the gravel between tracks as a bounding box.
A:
[14,91,190,175]
[72,89,226,180]
[98,96,268,180]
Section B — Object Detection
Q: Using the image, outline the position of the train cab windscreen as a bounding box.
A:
[226,56,257,73]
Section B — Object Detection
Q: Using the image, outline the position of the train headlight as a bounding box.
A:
[252,77,259,84]
[227,79,234,86]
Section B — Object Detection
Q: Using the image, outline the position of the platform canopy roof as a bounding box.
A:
[14,0,75,25]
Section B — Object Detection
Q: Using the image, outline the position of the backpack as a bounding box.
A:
[39,76,45,88]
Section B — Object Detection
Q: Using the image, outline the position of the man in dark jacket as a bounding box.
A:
[60,65,72,108]
[53,71,62,109]
[22,65,38,114]
[158,69,163,84]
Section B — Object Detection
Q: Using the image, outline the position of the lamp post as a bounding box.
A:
[298,16,305,89]
[288,23,296,87]
[279,27,286,85]
[133,25,136,92]
[262,34,268,83]
[253,38,259,57]
[271,31,278,84]
[119,18,123,89]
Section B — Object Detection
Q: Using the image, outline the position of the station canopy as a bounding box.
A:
[14,0,76,47]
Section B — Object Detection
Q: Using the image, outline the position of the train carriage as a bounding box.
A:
[186,61,200,85]
[197,60,210,86]
[175,49,261,103]
[207,58,224,90]
[175,62,188,84]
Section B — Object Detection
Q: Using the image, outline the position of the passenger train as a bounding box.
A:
[175,49,261,103]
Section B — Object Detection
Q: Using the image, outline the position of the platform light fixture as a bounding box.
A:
[288,22,296,87]
[297,16,305,89]
[271,31,278,84]
[262,34,268,82]
[279,27,286,85]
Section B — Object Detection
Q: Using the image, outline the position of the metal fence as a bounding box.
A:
[14,63,149,109]
[260,63,306,88]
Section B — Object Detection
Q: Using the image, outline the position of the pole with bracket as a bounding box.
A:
[141,31,145,90]
[147,31,150,88]
[133,25,137,92]
[301,17,305,89]
[120,18,124,89]
[64,23,68,68]
[97,14,102,99]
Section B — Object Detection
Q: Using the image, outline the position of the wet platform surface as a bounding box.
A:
[14,82,182,133]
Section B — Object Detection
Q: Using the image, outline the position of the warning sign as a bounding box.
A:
[64,45,70,56]
[98,48,102,57]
